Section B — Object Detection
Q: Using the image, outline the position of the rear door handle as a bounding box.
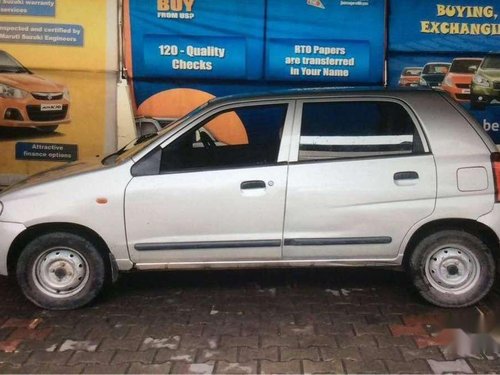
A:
[394,171,419,180]
[394,171,419,186]
[241,180,266,190]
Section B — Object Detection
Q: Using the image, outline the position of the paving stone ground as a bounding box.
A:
[0,267,499,374]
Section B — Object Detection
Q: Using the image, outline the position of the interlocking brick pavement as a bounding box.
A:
[0,267,499,373]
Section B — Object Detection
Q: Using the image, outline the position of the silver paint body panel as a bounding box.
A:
[0,89,498,274]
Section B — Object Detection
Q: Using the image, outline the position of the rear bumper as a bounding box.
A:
[0,221,26,276]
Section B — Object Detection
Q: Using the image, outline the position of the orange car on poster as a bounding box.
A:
[0,50,70,133]
[441,57,483,103]
[398,67,423,87]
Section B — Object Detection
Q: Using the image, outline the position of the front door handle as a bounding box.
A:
[241,180,266,190]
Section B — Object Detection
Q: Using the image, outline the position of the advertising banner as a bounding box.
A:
[265,0,385,83]
[125,0,386,134]
[0,0,118,183]
[388,0,500,143]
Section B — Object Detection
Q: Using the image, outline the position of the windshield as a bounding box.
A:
[449,59,482,73]
[482,55,500,69]
[112,101,210,164]
[422,64,450,74]
[0,51,29,73]
[402,68,422,76]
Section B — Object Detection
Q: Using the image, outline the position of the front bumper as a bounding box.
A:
[471,85,500,102]
[442,85,471,102]
[0,221,26,276]
[0,97,70,128]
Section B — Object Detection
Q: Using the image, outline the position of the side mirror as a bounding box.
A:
[469,65,477,73]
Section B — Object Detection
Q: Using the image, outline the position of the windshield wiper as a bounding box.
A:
[134,132,158,145]
[101,132,158,165]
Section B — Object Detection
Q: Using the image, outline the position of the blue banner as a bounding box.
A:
[16,143,78,162]
[388,0,500,143]
[265,0,385,84]
[143,35,247,79]
[390,1,500,53]
[266,39,371,82]
[129,0,265,80]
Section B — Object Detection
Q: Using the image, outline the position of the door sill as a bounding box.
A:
[133,257,402,271]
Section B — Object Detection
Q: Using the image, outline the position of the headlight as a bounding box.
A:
[0,83,28,99]
[419,78,427,86]
[63,87,70,100]
[443,76,452,87]
[473,74,490,88]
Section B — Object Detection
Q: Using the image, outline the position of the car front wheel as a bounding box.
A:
[409,230,495,308]
[16,232,106,310]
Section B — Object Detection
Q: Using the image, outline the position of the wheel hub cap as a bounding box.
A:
[426,246,480,294]
[33,248,89,298]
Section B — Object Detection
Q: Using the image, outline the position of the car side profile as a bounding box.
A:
[0,89,499,310]
[0,50,70,133]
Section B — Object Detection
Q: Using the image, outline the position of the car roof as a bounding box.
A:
[208,87,436,106]
[452,57,482,61]
[423,62,451,66]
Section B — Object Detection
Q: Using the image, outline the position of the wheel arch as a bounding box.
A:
[402,218,500,269]
[7,222,116,283]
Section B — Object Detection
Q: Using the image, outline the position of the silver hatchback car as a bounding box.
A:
[1,89,499,310]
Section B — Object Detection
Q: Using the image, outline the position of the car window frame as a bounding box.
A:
[288,96,431,164]
[132,99,296,176]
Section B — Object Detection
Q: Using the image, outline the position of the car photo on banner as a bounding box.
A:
[442,57,482,103]
[0,50,71,135]
[418,62,450,89]
[397,67,422,87]
[471,53,500,110]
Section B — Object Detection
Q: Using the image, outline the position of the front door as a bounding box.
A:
[125,102,294,264]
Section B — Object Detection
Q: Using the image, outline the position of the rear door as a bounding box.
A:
[283,98,437,260]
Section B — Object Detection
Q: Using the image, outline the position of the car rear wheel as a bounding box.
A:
[408,230,495,308]
[35,125,59,133]
[16,232,106,310]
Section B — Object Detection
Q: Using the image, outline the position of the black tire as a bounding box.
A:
[408,230,495,308]
[35,125,59,133]
[16,232,106,310]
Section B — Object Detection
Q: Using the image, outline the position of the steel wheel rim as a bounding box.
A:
[32,247,89,298]
[425,245,480,294]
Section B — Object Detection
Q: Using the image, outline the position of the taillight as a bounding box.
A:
[491,152,500,202]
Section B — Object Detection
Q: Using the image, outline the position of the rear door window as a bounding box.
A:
[298,101,425,161]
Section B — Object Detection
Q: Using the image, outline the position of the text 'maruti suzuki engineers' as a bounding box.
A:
[1,88,500,310]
